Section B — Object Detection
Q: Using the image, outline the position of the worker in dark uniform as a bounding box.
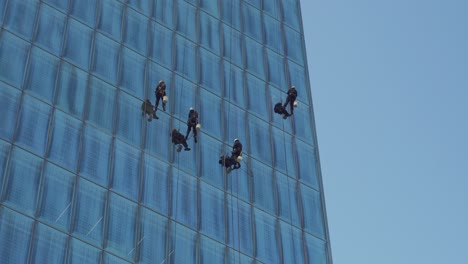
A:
[274,102,290,119]
[141,99,158,121]
[218,154,241,172]
[171,129,190,152]
[154,80,167,112]
[231,138,243,161]
[185,107,199,143]
[283,86,297,116]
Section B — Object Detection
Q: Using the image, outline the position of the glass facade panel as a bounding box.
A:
[0,207,34,264]
[30,223,67,264]
[55,62,88,118]
[25,47,59,103]
[63,18,93,70]
[0,1,332,263]
[48,110,82,172]
[38,162,75,231]
[3,147,43,215]
[200,11,220,55]
[0,83,20,141]
[124,8,148,55]
[14,95,51,156]
[79,125,112,186]
[0,31,30,88]
[35,3,66,56]
[4,0,38,40]
[92,33,120,85]
[98,0,124,41]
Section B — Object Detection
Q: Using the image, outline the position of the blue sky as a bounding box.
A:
[300,0,468,263]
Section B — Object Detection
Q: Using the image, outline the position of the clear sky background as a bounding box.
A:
[300,0,468,263]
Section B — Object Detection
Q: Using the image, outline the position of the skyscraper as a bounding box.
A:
[0,0,332,263]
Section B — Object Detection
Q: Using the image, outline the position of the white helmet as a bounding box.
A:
[234,138,239,143]
[189,107,194,111]
[291,85,295,89]
[159,80,164,84]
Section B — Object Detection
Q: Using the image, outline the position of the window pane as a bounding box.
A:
[199,235,225,264]
[14,95,51,156]
[263,0,281,19]
[106,193,137,260]
[0,31,30,88]
[271,127,296,176]
[227,199,253,256]
[253,208,280,263]
[199,136,224,189]
[144,111,171,162]
[79,125,112,186]
[200,49,222,94]
[124,8,148,55]
[0,207,34,264]
[246,73,268,118]
[111,140,140,201]
[266,49,287,90]
[153,0,175,29]
[3,147,43,215]
[115,92,143,146]
[86,76,116,133]
[200,11,220,55]
[70,0,98,27]
[200,182,225,242]
[175,35,198,82]
[102,253,132,264]
[226,248,255,264]
[72,178,106,246]
[67,238,101,264]
[296,140,318,188]
[224,104,247,150]
[251,159,275,214]
[199,89,222,139]
[281,0,300,29]
[120,47,146,98]
[64,19,93,70]
[92,33,120,85]
[35,3,66,56]
[171,170,197,229]
[172,75,197,121]
[242,3,262,41]
[139,208,168,264]
[221,0,241,30]
[48,110,82,172]
[300,185,325,238]
[149,21,173,68]
[170,224,197,264]
[279,221,305,264]
[0,83,21,141]
[223,63,245,108]
[141,154,169,214]
[25,47,59,103]
[276,172,301,227]
[222,25,243,68]
[245,38,265,81]
[4,0,38,40]
[284,25,304,65]
[56,62,88,118]
[97,0,124,41]
[248,115,272,164]
[263,15,283,53]
[304,232,328,264]
[38,162,75,231]
[293,104,314,144]
[176,1,197,42]
[30,223,67,264]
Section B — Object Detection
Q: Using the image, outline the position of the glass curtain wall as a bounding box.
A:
[0,0,331,263]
